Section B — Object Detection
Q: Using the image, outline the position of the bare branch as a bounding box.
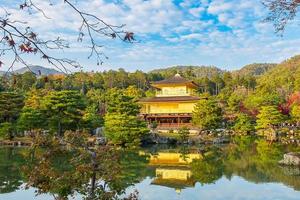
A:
[0,0,136,75]
[262,0,300,34]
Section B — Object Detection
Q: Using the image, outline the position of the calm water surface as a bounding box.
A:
[1,137,300,200]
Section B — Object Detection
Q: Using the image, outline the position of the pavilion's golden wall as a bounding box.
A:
[156,168,191,180]
[156,86,195,97]
[140,102,197,114]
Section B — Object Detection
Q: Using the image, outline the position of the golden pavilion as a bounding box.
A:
[139,73,201,128]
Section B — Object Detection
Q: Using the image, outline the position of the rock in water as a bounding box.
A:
[279,152,300,166]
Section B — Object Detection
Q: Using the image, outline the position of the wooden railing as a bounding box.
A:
[157,123,194,128]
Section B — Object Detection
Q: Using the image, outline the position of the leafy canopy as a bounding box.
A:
[192,98,222,130]
[233,113,255,134]
[41,90,86,135]
[255,106,285,130]
[104,89,148,147]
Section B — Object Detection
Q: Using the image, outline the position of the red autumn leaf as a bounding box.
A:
[20,3,28,9]
[278,92,300,115]
[19,43,34,53]
[1,20,7,27]
[124,32,134,41]
[4,36,15,46]
[8,39,15,46]
[28,32,37,40]
[111,33,116,39]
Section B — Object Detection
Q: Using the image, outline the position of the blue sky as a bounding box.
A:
[1,0,300,72]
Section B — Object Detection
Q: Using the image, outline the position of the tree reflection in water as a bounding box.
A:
[0,148,27,194]
[1,136,300,199]
[143,137,300,192]
[22,132,140,200]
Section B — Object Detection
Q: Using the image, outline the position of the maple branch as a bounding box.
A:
[0,0,135,75]
[262,0,300,34]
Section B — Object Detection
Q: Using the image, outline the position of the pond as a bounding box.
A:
[1,137,300,200]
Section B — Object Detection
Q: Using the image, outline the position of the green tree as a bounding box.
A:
[0,92,24,123]
[104,91,148,147]
[291,105,300,123]
[228,92,244,113]
[255,106,284,130]
[192,99,223,130]
[105,89,140,115]
[82,105,103,132]
[41,90,86,136]
[0,122,14,140]
[17,107,46,134]
[178,126,190,143]
[124,85,144,100]
[233,113,255,134]
[0,77,6,92]
[104,114,148,147]
[20,72,37,91]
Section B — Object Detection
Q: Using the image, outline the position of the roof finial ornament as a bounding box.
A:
[175,71,181,77]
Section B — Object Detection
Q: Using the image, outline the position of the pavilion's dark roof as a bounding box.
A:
[139,96,202,103]
[152,74,198,86]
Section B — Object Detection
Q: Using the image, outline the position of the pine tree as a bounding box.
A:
[41,90,86,136]
[233,113,255,134]
[291,105,300,123]
[255,106,284,130]
[17,107,46,133]
[178,126,190,143]
[0,92,24,123]
[192,99,223,130]
[104,90,148,147]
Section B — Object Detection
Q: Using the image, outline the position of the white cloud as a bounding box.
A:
[189,7,205,17]
[1,0,300,72]
[207,1,233,15]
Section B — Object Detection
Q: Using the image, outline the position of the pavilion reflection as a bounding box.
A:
[139,150,202,193]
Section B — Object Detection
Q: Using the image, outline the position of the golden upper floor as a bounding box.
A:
[151,74,198,97]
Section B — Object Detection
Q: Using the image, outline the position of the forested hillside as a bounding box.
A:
[232,63,276,76]
[256,55,300,93]
[149,65,224,78]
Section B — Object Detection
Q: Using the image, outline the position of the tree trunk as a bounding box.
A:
[58,121,62,136]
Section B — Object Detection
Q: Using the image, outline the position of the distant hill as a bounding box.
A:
[232,63,277,76]
[149,65,224,78]
[14,66,63,76]
[255,55,300,93]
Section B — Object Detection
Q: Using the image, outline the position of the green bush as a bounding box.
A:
[178,126,190,143]
[256,106,285,130]
[0,122,14,140]
[192,98,223,130]
[104,113,149,147]
[233,113,255,134]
